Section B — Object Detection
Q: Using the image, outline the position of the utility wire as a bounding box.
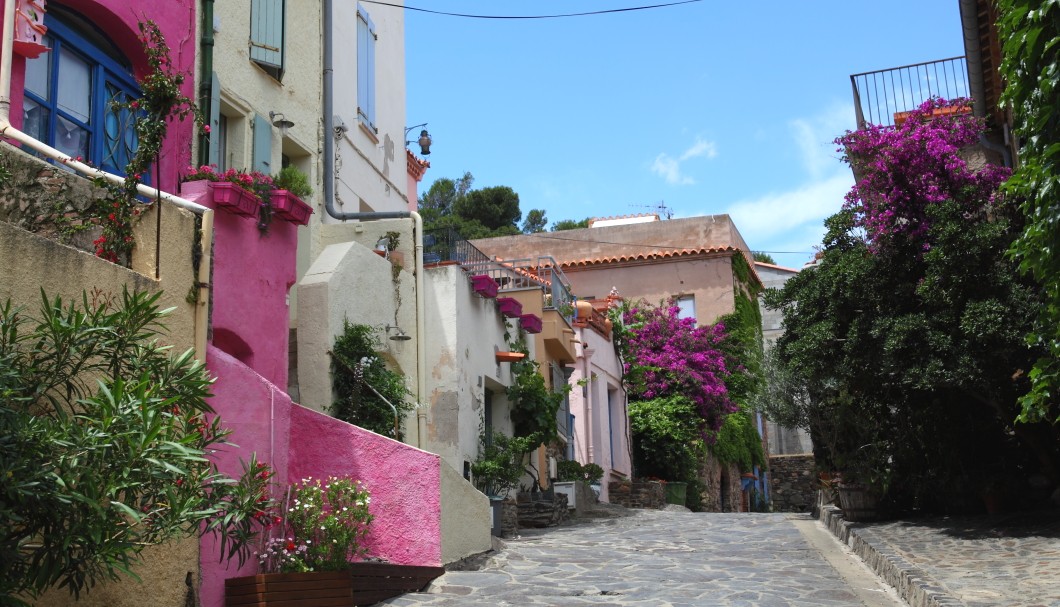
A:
[502,230,813,257]
[360,0,705,19]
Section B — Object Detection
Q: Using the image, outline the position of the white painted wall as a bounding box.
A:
[423,265,520,476]
[330,0,409,221]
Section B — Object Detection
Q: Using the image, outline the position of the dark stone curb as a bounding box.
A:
[819,506,967,607]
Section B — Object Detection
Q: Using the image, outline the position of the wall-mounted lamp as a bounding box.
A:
[269,111,295,137]
[404,123,432,155]
[385,324,412,341]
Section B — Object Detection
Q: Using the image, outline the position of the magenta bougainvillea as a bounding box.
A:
[621,302,736,436]
[836,97,1011,251]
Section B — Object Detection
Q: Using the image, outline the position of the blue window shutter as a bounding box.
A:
[250,0,284,79]
[252,113,272,174]
[207,71,221,167]
[357,6,376,131]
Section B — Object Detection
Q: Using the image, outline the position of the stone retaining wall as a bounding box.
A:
[608,479,665,509]
[517,494,569,528]
[769,454,817,512]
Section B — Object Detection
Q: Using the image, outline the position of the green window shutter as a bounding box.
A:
[252,113,272,174]
[207,71,221,167]
[250,0,284,79]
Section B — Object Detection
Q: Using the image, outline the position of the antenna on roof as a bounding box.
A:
[630,201,673,220]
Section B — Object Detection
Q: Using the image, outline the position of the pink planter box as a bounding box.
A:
[271,190,313,225]
[497,297,523,318]
[519,313,542,334]
[470,274,499,298]
[210,182,260,217]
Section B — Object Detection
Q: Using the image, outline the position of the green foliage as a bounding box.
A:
[551,218,590,231]
[628,396,704,481]
[997,0,1060,424]
[521,209,548,233]
[329,321,412,440]
[0,289,272,602]
[752,251,776,264]
[272,165,313,199]
[259,476,372,573]
[556,460,604,483]
[708,406,766,473]
[507,343,568,443]
[419,173,527,239]
[471,431,536,498]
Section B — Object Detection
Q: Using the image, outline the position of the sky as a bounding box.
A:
[403,1,968,269]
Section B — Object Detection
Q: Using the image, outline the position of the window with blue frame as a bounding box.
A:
[22,10,140,176]
[356,5,376,133]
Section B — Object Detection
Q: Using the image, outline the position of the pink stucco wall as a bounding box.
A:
[0,0,196,195]
[182,181,298,389]
[200,347,443,607]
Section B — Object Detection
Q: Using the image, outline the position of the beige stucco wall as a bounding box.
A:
[423,264,518,475]
[1,150,205,605]
[564,255,738,326]
[439,461,491,564]
[330,0,408,221]
[296,235,417,415]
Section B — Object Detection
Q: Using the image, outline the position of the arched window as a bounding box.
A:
[21,8,140,175]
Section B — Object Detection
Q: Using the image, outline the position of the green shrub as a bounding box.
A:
[329,321,412,440]
[273,165,313,198]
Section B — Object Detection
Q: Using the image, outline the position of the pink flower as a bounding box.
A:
[202,124,211,133]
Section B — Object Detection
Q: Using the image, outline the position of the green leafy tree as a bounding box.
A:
[453,186,522,234]
[551,218,590,231]
[628,396,703,481]
[997,0,1060,424]
[752,252,776,264]
[521,209,548,233]
[768,103,1060,510]
[329,321,412,440]
[0,289,272,603]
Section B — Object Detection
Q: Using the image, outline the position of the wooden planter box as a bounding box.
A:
[225,563,445,607]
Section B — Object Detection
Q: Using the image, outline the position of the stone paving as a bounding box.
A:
[821,506,1060,607]
[379,508,901,607]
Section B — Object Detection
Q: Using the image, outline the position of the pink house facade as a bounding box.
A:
[186,178,444,607]
[0,0,195,196]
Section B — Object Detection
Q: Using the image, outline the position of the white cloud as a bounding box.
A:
[790,101,855,179]
[651,136,718,186]
[723,173,852,245]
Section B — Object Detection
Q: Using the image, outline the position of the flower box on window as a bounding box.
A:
[181,179,259,217]
[470,274,499,299]
[519,313,542,334]
[496,297,522,318]
[270,190,313,225]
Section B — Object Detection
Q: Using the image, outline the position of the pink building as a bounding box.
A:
[0,0,196,195]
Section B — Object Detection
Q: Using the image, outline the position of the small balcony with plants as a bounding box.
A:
[850,56,970,129]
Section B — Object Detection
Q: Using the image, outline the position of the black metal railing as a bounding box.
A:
[461,256,576,324]
[851,56,969,128]
[422,227,490,266]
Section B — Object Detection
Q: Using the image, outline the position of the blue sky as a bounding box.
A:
[404,1,967,268]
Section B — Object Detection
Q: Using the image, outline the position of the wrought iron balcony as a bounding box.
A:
[851,57,969,129]
[422,227,491,267]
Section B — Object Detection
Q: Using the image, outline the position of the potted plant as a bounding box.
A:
[471,431,535,536]
[225,475,443,606]
[271,165,314,225]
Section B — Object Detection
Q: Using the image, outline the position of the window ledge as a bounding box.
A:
[358,120,379,144]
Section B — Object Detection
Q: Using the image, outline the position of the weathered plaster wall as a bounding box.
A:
[423,264,516,475]
[0,0,196,195]
[439,457,490,564]
[568,326,630,502]
[296,237,416,414]
[330,0,407,218]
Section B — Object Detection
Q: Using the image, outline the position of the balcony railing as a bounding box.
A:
[422,227,491,267]
[461,256,576,325]
[851,57,969,128]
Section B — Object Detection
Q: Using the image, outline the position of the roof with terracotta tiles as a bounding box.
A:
[560,245,740,268]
